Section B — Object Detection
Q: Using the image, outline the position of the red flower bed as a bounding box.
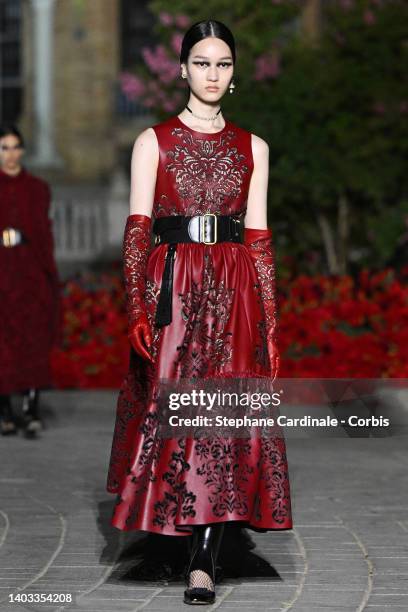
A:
[278,267,408,379]
[50,265,408,388]
[50,267,130,389]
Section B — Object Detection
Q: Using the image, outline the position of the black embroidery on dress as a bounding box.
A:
[165,129,249,215]
[194,437,254,517]
[153,194,180,218]
[121,408,166,527]
[253,281,270,369]
[173,252,234,378]
[259,436,291,525]
[106,369,147,492]
[145,278,163,360]
[153,440,197,528]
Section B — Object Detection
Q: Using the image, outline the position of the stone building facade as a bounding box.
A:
[0,0,155,269]
[1,0,153,182]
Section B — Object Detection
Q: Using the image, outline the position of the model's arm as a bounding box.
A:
[123,127,159,363]
[129,127,159,217]
[244,134,269,229]
[243,133,280,380]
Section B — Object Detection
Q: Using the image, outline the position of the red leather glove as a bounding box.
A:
[123,214,154,363]
[244,227,280,381]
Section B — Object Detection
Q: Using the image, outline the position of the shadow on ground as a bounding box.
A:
[97,500,282,584]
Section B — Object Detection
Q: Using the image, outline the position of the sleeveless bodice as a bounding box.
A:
[151,115,254,219]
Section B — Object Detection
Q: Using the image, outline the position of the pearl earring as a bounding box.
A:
[229,79,235,94]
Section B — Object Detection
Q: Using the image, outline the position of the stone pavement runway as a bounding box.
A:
[0,390,407,612]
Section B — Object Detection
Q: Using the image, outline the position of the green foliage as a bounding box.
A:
[364,199,408,264]
[144,0,407,274]
[266,1,407,274]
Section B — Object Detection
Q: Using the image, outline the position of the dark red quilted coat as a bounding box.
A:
[106,116,293,536]
[0,167,61,394]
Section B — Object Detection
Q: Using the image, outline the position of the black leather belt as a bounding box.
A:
[0,227,27,248]
[152,213,243,327]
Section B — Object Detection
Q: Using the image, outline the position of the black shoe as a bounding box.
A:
[0,416,18,436]
[184,586,215,605]
[0,395,18,436]
[22,414,43,438]
[22,389,42,437]
[183,523,225,605]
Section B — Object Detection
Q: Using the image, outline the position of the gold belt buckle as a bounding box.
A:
[201,213,217,245]
[2,228,17,248]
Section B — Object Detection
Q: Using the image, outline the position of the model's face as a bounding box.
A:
[183,37,234,101]
[0,134,24,173]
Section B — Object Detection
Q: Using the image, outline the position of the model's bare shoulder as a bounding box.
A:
[131,127,159,170]
[250,133,269,159]
[132,127,158,153]
[129,127,159,216]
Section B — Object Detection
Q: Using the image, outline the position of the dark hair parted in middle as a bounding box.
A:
[179,20,236,66]
[0,124,25,148]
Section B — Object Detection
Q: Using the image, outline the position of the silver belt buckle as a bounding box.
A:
[187,216,200,242]
[200,213,217,244]
[188,214,217,244]
[2,227,21,247]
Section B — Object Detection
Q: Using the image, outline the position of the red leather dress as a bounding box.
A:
[106,116,293,536]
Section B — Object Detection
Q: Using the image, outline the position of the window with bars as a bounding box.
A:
[121,0,156,70]
[116,0,157,117]
[0,0,22,123]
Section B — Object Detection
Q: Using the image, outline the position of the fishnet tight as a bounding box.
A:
[188,569,214,590]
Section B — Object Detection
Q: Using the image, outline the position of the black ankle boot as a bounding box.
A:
[183,522,225,605]
[22,389,42,436]
[0,395,17,436]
